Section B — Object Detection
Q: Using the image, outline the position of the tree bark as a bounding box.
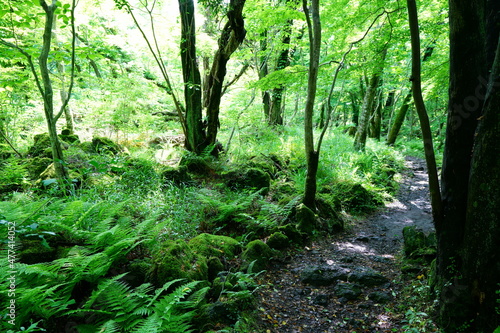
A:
[461,35,500,333]
[406,0,442,223]
[302,0,321,210]
[269,19,293,126]
[386,91,412,145]
[179,0,205,153]
[40,0,69,181]
[354,55,385,151]
[436,0,487,328]
[204,0,246,149]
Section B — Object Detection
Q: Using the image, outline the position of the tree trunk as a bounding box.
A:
[178,0,205,153]
[258,31,271,119]
[406,0,442,227]
[436,0,488,328]
[204,0,246,149]
[269,19,293,126]
[386,91,411,145]
[354,54,385,151]
[461,36,500,332]
[40,0,69,181]
[302,0,321,210]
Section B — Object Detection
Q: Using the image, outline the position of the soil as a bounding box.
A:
[254,156,435,332]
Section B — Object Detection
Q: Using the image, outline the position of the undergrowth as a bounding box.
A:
[0,126,405,332]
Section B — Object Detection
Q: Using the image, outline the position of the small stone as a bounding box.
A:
[368,291,392,304]
[334,282,361,300]
[314,294,329,306]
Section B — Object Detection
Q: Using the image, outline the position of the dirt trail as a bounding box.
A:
[255,157,434,332]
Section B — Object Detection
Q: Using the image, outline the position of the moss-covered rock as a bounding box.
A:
[189,233,241,258]
[315,196,344,233]
[224,168,271,193]
[179,154,214,174]
[19,240,57,264]
[207,257,225,281]
[277,224,304,245]
[150,239,208,286]
[267,232,289,250]
[402,226,436,261]
[161,165,191,185]
[241,240,273,273]
[24,157,53,179]
[92,136,124,155]
[28,133,52,158]
[321,180,384,214]
[59,129,80,144]
[295,203,317,235]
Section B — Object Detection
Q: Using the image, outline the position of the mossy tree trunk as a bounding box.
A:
[354,48,386,151]
[204,0,246,149]
[268,18,293,126]
[302,0,321,210]
[39,1,71,181]
[179,0,205,153]
[386,91,412,145]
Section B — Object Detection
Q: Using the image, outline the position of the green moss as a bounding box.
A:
[92,136,124,155]
[24,157,52,179]
[151,239,208,286]
[276,224,304,245]
[28,133,52,157]
[189,233,241,258]
[224,168,271,193]
[161,165,191,185]
[267,232,289,250]
[295,203,317,235]
[19,240,56,264]
[241,240,273,273]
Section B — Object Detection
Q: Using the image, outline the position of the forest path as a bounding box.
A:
[255,157,434,332]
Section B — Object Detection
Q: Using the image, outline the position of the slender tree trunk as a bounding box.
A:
[204,0,246,149]
[258,31,271,119]
[40,0,69,181]
[302,0,321,210]
[354,53,385,151]
[386,91,412,145]
[406,0,442,223]
[269,19,293,126]
[178,0,205,153]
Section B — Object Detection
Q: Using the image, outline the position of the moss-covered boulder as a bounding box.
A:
[28,133,52,158]
[241,240,273,273]
[224,168,271,193]
[179,154,214,174]
[295,203,317,235]
[150,240,208,286]
[402,226,437,260]
[267,232,289,250]
[92,136,124,155]
[322,180,384,214]
[315,196,344,233]
[59,129,80,144]
[161,165,191,185]
[19,240,57,264]
[24,157,53,180]
[189,233,241,259]
[276,224,304,245]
